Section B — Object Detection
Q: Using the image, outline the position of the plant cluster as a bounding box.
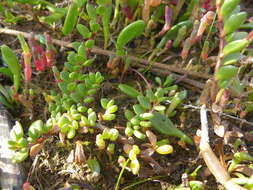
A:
[0,0,253,189]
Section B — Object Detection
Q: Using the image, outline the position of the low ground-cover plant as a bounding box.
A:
[0,0,253,189]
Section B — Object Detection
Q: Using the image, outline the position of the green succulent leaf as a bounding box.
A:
[223,39,249,56]
[62,2,79,35]
[222,52,241,65]
[77,24,91,39]
[0,67,13,79]
[133,130,146,140]
[12,148,29,163]
[216,65,238,81]
[118,84,141,98]
[87,158,101,174]
[10,121,24,141]
[102,113,115,121]
[1,45,21,91]
[240,22,253,29]
[220,0,240,20]
[150,112,193,145]
[101,98,109,109]
[86,3,97,20]
[67,128,76,139]
[106,105,118,114]
[224,12,247,35]
[137,95,151,110]
[125,109,135,120]
[116,20,146,55]
[76,0,86,8]
[133,104,145,115]
[225,32,248,43]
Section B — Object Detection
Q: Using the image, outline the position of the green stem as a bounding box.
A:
[111,0,120,28]
[122,176,166,190]
[115,159,130,190]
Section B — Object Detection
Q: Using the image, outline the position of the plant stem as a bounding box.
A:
[122,175,166,190]
[215,0,225,73]
[115,159,130,190]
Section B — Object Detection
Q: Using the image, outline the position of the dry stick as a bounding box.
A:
[0,28,208,86]
[92,47,211,79]
[200,105,247,190]
[136,63,205,89]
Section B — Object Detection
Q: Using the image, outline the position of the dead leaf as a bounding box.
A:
[75,141,86,164]
[215,138,226,169]
[233,164,253,177]
[146,130,157,147]
[123,144,132,154]
[141,148,155,157]
[214,124,226,137]
[30,143,43,157]
[67,150,75,163]
[59,132,66,144]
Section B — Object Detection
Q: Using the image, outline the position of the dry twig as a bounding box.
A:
[200,105,246,190]
[0,27,207,89]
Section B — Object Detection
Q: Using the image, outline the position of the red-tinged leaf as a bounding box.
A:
[23,52,32,81]
[159,6,173,36]
[41,51,48,68]
[35,45,43,54]
[45,34,56,67]
[23,182,35,190]
[171,0,178,5]
[34,59,44,71]
[202,0,215,12]
[122,6,133,20]
[24,64,32,81]
[45,49,55,67]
